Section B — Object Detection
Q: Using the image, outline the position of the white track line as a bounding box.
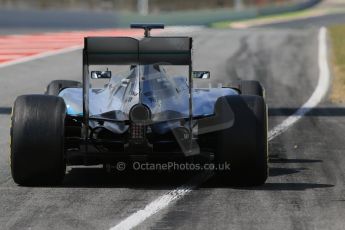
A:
[109,27,331,230]
[268,27,330,141]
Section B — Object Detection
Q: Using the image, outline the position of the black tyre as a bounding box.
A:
[45,80,82,96]
[239,80,264,97]
[225,80,265,98]
[215,95,268,186]
[11,95,66,185]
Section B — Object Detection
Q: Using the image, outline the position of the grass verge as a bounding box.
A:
[210,9,311,28]
[210,7,345,29]
[329,25,345,104]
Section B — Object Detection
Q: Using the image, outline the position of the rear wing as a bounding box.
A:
[84,37,192,65]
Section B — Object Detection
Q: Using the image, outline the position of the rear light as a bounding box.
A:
[130,124,145,140]
[128,104,151,144]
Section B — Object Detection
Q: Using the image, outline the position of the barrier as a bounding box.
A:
[116,0,322,26]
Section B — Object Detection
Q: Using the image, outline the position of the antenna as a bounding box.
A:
[130,23,165,37]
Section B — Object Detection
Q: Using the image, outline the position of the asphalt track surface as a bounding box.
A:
[1,18,345,230]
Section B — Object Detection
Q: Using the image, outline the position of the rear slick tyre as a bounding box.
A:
[224,80,265,98]
[46,80,82,96]
[215,95,268,186]
[11,95,66,186]
[239,80,265,98]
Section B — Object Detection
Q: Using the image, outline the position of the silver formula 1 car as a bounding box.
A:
[10,24,268,186]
